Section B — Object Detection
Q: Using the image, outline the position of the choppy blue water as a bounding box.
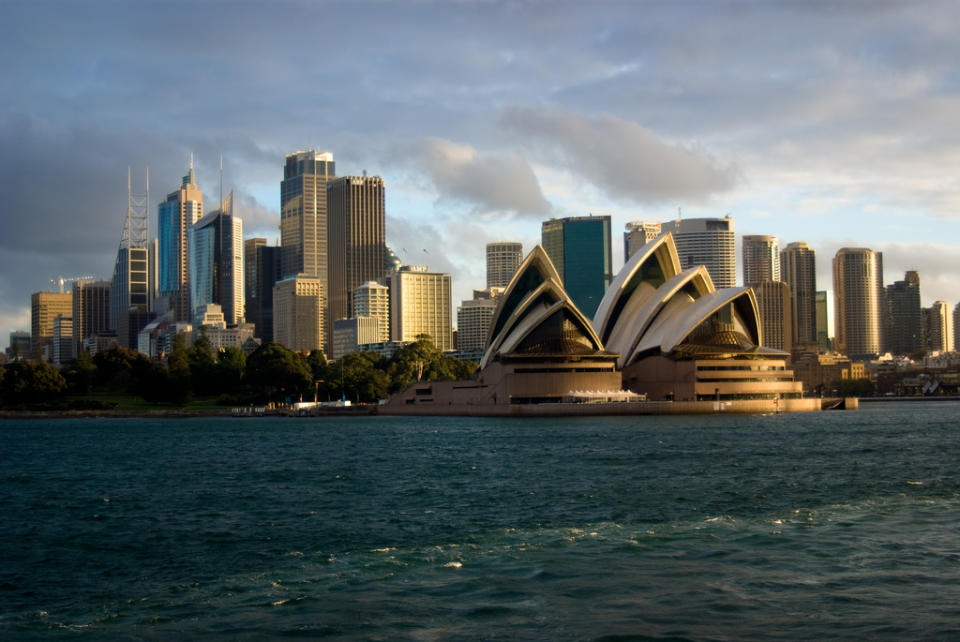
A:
[2,402,959,640]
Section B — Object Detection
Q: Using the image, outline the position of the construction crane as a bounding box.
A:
[50,275,95,293]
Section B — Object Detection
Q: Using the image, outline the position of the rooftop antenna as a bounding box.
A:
[677,206,682,220]
[121,166,149,250]
[219,152,223,212]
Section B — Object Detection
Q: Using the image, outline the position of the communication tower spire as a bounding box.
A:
[120,167,150,249]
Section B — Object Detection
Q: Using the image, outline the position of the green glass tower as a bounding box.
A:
[541,215,612,319]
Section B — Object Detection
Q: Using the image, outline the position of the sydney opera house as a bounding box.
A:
[383,233,820,414]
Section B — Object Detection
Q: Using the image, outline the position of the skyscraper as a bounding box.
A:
[953,303,960,354]
[280,151,335,280]
[742,235,780,285]
[158,159,203,321]
[623,221,662,260]
[753,281,792,352]
[884,271,922,356]
[660,216,736,288]
[245,238,282,343]
[353,281,390,343]
[31,291,72,361]
[781,242,818,346]
[541,215,612,319]
[833,247,884,359]
[72,280,112,356]
[925,300,953,353]
[815,290,830,351]
[388,265,453,351]
[456,294,499,356]
[486,242,523,289]
[272,276,324,353]
[326,175,386,331]
[188,192,244,326]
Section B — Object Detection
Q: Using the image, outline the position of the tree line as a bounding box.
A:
[0,335,476,410]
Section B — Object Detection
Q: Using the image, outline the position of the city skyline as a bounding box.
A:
[3,1,960,350]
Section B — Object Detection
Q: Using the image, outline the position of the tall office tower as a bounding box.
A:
[188,192,244,326]
[486,242,523,289]
[52,314,74,365]
[111,169,154,349]
[326,175,386,333]
[833,247,884,359]
[158,159,203,321]
[925,301,953,353]
[353,281,390,343]
[623,221,662,260]
[272,275,324,353]
[954,303,960,354]
[245,239,282,342]
[280,150,335,280]
[7,331,31,359]
[660,216,736,288]
[72,280,111,355]
[742,235,780,285]
[388,265,453,351]
[541,215,612,319]
[456,294,499,355]
[815,290,830,351]
[244,238,266,309]
[884,271,922,356]
[31,291,72,360]
[753,281,792,352]
[781,242,818,346]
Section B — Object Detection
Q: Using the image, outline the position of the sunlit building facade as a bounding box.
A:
[660,216,736,288]
[486,242,523,289]
[781,242,817,347]
[388,265,453,351]
[188,193,244,326]
[158,162,203,321]
[272,275,324,354]
[833,247,884,359]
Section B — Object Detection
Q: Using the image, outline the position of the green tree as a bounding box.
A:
[166,334,193,404]
[187,332,219,397]
[385,335,475,392]
[243,343,313,403]
[335,351,390,402]
[832,377,875,397]
[0,360,67,407]
[215,346,246,394]
[93,346,152,393]
[62,350,97,394]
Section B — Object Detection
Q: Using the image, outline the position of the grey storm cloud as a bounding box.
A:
[500,107,736,204]
[410,137,551,217]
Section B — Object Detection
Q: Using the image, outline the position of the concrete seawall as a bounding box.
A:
[379,397,824,417]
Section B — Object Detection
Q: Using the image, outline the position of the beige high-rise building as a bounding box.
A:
[833,248,884,359]
[72,281,112,356]
[331,316,381,359]
[925,300,953,353]
[389,266,453,351]
[486,242,523,289]
[754,281,793,352]
[815,290,830,351]
[31,291,73,360]
[457,294,500,355]
[327,175,386,342]
[272,276,324,353]
[52,314,74,365]
[281,151,335,282]
[742,235,780,285]
[660,217,736,288]
[158,161,203,321]
[781,242,818,346]
[353,281,390,343]
[954,303,960,354]
[623,221,662,260]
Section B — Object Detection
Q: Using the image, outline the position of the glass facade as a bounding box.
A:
[541,216,612,320]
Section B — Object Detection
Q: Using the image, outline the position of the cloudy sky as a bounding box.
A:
[2,0,959,350]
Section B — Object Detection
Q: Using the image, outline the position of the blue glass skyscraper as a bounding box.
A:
[541,215,612,319]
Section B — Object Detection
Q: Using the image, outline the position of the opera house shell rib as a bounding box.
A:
[592,233,803,402]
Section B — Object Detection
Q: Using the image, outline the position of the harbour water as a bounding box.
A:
[2,401,959,639]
